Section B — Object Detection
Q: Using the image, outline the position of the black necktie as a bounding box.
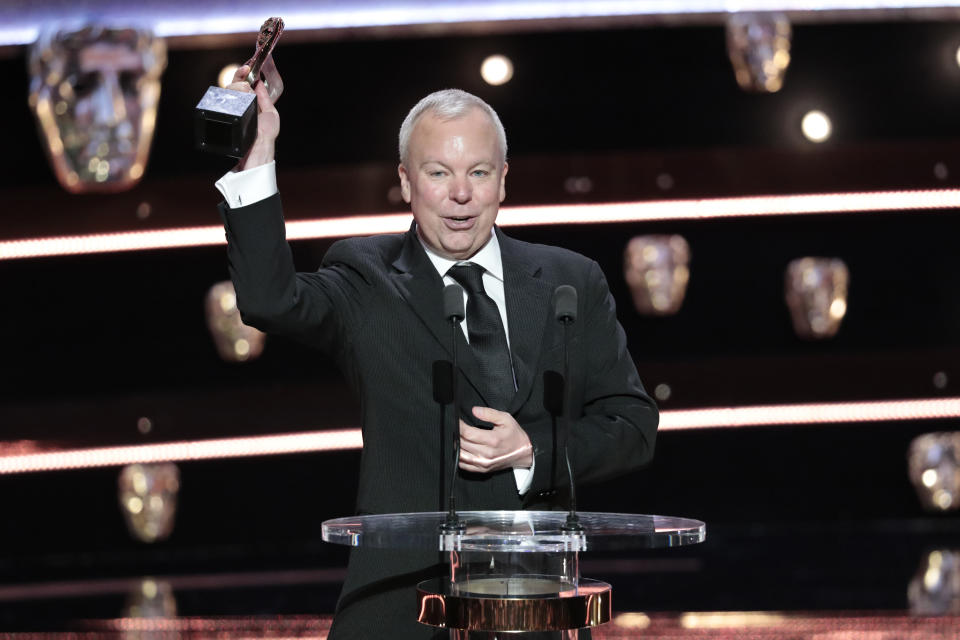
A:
[447,262,514,410]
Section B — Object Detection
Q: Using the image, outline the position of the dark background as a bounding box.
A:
[1,15,959,629]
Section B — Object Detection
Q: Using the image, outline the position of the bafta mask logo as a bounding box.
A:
[205,281,266,362]
[908,432,960,512]
[118,463,180,543]
[784,257,849,340]
[909,550,960,615]
[28,25,167,193]
[726,12,792,93]
[623,235,690,316]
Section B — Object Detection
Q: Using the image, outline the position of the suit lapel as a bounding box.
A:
[390,223,489,405]
[498,228,554,415]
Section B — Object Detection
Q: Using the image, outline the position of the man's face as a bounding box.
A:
[399,108,508,261]
[29,28,165,193]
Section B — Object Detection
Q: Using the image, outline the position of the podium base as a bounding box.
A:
[416,576,610,634]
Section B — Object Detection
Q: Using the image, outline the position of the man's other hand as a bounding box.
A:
[459,406,533,473]
[226,64,280,170]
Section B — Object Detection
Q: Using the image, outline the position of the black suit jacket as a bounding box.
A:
[221,193,658,638]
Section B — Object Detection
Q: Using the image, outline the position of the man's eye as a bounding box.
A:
[471,170,489,177]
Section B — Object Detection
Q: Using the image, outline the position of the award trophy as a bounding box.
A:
[194,17,284,158]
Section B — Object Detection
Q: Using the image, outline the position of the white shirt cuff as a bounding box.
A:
[513,456,534,495]
[215,161,278,209]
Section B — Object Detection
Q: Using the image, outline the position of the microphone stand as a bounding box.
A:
[560,316,582,533]
[441,285,466,534]
[554,285,582,533]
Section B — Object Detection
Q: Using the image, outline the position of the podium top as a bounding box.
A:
[322,511,705,552]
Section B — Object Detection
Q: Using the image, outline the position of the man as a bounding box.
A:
[216,65,658,639]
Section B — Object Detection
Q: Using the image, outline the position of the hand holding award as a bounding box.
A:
[194,17,284,159]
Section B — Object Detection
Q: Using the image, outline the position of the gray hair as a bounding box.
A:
[398,89,507,166]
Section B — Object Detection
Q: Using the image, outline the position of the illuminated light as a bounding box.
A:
[65,171,78,186]
[142,580,158,599]
[933,489,953,509]
[480,54,514,85]
[659,397,960,431]
[129,163,144,180]
[654,384,672,401]
[933,371,948,389]
[924,566,942,591]
[126,496,143,514]
[613,612,651,628]
[218,63,240,88]
[956,45,960,68]
[829,298,847,319]
[929,550,944,568]
[3,188,960,261]
[4,398,960,473]
[0,429,364,474]
[135,202,151,220]
[136,417,153,434]
[802,110,832,142]
[54,101,67,116]
[234,338,251,358]
[680,611,788,628]
[922,468,939,487]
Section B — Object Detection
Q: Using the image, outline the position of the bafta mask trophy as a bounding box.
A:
[118,462,180,543]
[623,235,691,316]
[784,257,849,340]
[27,25,167,193]
[726,12,792,93]
[195,17,284,158]
[205,280,266,362]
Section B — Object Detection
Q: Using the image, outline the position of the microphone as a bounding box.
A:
[444,283,466,323]
[441,284,466,533]
[554,284,577,323]
[553,285,582,532]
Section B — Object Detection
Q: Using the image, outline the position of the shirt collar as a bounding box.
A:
[418,226,504,283]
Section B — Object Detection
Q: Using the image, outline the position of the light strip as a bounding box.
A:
[659,397,960,430]
[1,397,957,474]
[0,429,362,474]
[5,1,960,46]
[1,189,957,261]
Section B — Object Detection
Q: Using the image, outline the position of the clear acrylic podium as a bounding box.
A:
[322,511,705,638]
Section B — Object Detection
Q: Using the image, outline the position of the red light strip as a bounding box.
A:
[1,189,957,260]
[1,398,958,474]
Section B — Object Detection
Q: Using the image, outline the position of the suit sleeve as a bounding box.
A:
[219,193,364,356]
[523,259,658,504]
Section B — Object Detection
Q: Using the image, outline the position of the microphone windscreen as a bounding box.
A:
[554,285,578,322]
[444,283,465,321]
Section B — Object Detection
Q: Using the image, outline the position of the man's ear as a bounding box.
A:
[499,162,509,203]
[398,163,412,203]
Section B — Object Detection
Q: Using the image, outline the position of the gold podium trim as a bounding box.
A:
[416,576,611,632]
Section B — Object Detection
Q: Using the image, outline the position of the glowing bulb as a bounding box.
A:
[218,63,240,88]
[480,54,513,86]
[801,110,832,143]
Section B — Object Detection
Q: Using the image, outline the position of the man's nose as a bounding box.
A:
[91,72,127,125]
[449,175,472,203]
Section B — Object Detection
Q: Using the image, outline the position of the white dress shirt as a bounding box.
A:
[216,163,533,494]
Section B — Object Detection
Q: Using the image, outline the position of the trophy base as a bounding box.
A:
[194,86,257,158]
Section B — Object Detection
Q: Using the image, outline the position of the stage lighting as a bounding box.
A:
[118,462,180,543]
[784,257,849,339]
[802,110,832,142]
[623,235,690,316]
[726,12,791,93]
[218,63,240,88]
[481,54,513,86]
[27,24,166,193]
[123,578,178,619]
[909,550,960,614]
[205,281,266,363]
[908,432,960,512]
